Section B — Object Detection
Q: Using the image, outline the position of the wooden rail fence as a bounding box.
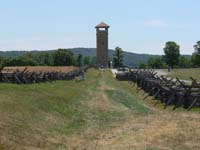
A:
[116,70,200,110]
[0,66,90,84]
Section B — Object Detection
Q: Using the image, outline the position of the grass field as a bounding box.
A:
[159,68,200,81]
[0,69,199,150]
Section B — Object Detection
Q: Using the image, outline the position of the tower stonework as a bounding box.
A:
[95,22,109,68]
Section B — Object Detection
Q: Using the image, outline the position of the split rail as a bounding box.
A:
[116,70,200,110]
[0,66,90,84]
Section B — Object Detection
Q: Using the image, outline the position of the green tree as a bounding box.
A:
[191,54,200,67]
[191,41,200,67]
[0,56,6,68]
[90,56,97,65]
[76,54,83,67]
[83,56,90,65]
[113,47,124,68]
[35,52,54,66]
[6,52,38,66]
[163,41,180,71]
[178,56,192,68]
[139,63,146,69]
[53,49,75,66]
[147,57,165,69]
[194,41,200,53]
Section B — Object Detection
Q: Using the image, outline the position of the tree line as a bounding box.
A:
[1,41,200,69]
[0,49,97,68]
[0,47,125,68]
[139,41,200,70]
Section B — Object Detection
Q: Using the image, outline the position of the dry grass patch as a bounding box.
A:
[156,68,200,81]
[2,66,77,73]
[65,112,200,150]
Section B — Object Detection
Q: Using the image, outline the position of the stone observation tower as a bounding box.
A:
[95,22,110,68]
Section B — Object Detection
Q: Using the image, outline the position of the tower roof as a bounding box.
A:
[95,22,110,28]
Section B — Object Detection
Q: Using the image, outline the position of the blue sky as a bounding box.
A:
[0,0,199,54]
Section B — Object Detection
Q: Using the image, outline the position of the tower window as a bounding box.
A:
[99,28,106,31]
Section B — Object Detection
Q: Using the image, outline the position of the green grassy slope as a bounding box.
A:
[0,69,199,150]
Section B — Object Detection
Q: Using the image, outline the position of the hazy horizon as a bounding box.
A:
[0,47,193,56]
[0,0,199,55]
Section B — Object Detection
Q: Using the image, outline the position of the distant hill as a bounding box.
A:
[0,50,42,58]
[71,48,161,67]
[0,48,191,67]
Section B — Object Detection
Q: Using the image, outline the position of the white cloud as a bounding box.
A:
[144,19,169,28]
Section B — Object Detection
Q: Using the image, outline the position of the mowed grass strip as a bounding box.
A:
[105,89,151,114]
